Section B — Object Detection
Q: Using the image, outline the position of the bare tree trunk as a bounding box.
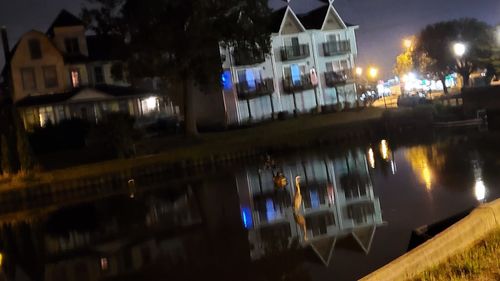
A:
[183,77,199,137]
[461,71,470,88]
[440,76,448,95]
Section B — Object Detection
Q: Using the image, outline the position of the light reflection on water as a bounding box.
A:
[0,136,497,281]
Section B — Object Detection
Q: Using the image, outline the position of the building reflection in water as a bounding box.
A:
[0,150,384,280]
[236,148,384,265]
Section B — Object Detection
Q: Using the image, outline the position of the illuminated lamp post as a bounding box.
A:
[453,42,467,89]
[355,67,363,106]
[369,67,386,109]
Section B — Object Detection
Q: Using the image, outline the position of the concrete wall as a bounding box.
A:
[360,199,500,281]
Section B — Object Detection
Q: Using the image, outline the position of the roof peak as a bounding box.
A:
[47,9,85,36]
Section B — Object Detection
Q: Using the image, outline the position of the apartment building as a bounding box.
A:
[220,0,359,124]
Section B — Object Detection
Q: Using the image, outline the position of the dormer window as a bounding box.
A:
[64,37,80,54]
[28,39,42,60]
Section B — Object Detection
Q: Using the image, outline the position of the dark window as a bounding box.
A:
[43,66,58,88]
[111,63,124,81]
[28,39,42,60]
[64,38,80,54]
[21,68,36,90]
[94,66,104,84]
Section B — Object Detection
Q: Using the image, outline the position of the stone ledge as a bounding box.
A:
[359,198,500,281]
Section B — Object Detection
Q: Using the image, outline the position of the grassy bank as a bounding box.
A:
[0,108,386,189]
[411,228,500,281]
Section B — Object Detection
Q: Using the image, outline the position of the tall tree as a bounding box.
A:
[415,18,495,93]
[1,135,12,176]
[393,51,413,77]
[15,113,34,174]
[82,0,272,136]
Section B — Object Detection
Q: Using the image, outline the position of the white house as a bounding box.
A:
[220,0,359,124]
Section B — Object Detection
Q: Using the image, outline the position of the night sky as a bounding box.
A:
[0,0,499,78]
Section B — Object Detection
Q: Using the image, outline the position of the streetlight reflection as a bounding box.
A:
[474,179,486,202]
[380,140,389,161]
[368,148,375,169]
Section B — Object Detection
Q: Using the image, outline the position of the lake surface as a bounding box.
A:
[0,131,499,281]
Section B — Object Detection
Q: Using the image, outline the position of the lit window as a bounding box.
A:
[70,69,80,88]
[141,97,159,114]
[100,257,109,271]
[38,106,54,127]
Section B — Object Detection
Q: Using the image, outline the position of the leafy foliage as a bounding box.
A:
[82,0,273,135]
[415,18,495,90]
[394,51,413,77]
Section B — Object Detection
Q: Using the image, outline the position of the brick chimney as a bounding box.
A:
[1,26,9,64]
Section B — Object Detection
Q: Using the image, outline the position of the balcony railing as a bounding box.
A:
[324,70,353,87]
[282,75,314,93]
[323,41,351,56]
[280,44,310,61]
[236,78,274,99]
[233,49,265,66]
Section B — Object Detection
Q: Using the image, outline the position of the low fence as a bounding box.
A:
[360,199,500,281]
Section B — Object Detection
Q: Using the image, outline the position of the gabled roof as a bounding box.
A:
[278,6,307,34]
[47,9,85,36]
[321,4,348,30]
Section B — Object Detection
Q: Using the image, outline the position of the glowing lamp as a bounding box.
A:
[453,42,466,57]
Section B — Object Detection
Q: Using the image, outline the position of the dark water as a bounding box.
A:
[0,132,499,281]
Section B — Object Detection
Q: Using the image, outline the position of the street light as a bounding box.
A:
[403,38,413,50]
[368,67,378,79]
[355,67,363,76]
[453,42,466,57]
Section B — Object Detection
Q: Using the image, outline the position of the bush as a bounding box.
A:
[277,111,290,120]
[87,113,142,158]
[29,119,90,153]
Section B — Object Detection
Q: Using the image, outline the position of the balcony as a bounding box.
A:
[280,44,310,61]
[324,70,353,87]
[323,41,351,56]
[282,75,314,93]
[233,49,265,66]
[236,78,274,99]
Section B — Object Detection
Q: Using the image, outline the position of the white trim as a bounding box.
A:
[278,6,307,35]
[321,5,347,30]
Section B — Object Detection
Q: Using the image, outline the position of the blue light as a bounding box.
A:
[310,190,320,208]
[266,199,277,221]
[241,207,253,229]
[221,70,232,90]
[291,64,301,86]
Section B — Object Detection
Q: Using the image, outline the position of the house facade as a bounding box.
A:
[2,10,179,130]
[220,1,359,124]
